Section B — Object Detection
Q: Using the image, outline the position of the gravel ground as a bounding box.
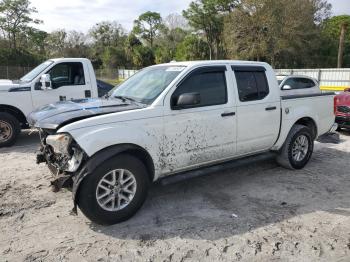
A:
[0,131,350,262]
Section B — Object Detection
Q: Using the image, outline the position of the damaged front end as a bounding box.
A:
[36,129,86,192]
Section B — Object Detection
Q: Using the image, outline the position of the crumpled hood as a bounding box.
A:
[27,98,144,130]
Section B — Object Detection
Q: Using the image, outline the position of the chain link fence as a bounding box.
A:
[0,66,33,80]
[95,68,138,80]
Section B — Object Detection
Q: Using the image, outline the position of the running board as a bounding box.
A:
[159,152,276,186]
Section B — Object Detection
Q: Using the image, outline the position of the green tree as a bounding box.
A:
[318,15,350,67]
[125,33,154,67]
[183,0,238,60]
[90,21,126,48]
[175,34,209,61]
[224,0,331,68]
[133,11,164,48]
[89,21,127,68]
[155,27,187,63]
[0,0,41,49]
[64,30,90,57]
[45,29,67,57]
[25,28,47,55]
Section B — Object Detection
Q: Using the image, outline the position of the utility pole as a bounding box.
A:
[337,22,348,68]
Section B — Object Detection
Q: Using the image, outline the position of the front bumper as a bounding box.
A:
[336,116,350,129]
[36,130,86,192]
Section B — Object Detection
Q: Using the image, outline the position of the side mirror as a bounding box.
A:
[40,74,52,90]
[174,92,200,109]
[282,84,292,90]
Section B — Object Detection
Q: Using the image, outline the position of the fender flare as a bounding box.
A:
[71,143,155,206]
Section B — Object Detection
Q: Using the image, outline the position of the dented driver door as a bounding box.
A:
[161,65,237,174]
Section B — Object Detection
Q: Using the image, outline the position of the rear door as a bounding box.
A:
[162,65,237,173]
[232,66,280,155]
[31,62,92,109]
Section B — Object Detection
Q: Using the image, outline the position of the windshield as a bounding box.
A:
[111,65,185,104]
[20,60,54,82]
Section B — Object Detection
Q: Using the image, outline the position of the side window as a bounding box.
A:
[295,78,315,89]
[234,69,269,102]
[254,71,269,98]
[283,78,297,89]
[284,78,315,89]
[48,62,85,89]
[172,68,227,108]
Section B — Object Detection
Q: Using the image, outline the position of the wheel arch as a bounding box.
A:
[294,117,318,140]
[0,104,27,128]
[72,143,155,205]
[272,115,318,151]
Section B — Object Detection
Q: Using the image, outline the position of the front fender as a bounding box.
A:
[68,124,160,157]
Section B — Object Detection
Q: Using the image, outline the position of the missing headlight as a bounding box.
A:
[44,133,85,173]
[46,133,72,155]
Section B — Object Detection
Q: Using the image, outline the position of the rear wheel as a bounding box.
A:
[77,154,149,225]
[0,112,20,148]
[276,124,314,170]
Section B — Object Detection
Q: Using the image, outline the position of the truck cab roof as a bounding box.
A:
[49,58,92,63]
[155,60,270,68]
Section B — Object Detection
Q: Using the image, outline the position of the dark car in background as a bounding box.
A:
[97,79,114,97]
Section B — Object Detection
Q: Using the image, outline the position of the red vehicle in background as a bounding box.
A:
[335,88,350,130]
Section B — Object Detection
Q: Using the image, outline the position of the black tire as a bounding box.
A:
[77,154,150,225]
[276,124,314,170]
[0,112,20,148]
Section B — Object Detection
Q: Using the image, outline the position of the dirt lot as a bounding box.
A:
[0,131,350,262]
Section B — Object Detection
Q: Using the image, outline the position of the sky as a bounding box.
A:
[30,0,350,33]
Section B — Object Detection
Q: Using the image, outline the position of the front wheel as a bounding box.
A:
[0,112,20,148]
[77,154,149,225]
[276,124,314,170]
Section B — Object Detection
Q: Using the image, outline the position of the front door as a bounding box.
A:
[232,66,280,155]
[31,62,92,109]
[162,66,237,174]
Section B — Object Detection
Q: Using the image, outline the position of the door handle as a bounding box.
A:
[265,106,277,111]
[221,112,235,117]
[85,90,91,98]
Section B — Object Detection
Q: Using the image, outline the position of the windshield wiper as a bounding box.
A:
[114,96,136,103]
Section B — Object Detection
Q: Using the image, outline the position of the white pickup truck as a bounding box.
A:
[0,58,112,147]
[28,60,337,225]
